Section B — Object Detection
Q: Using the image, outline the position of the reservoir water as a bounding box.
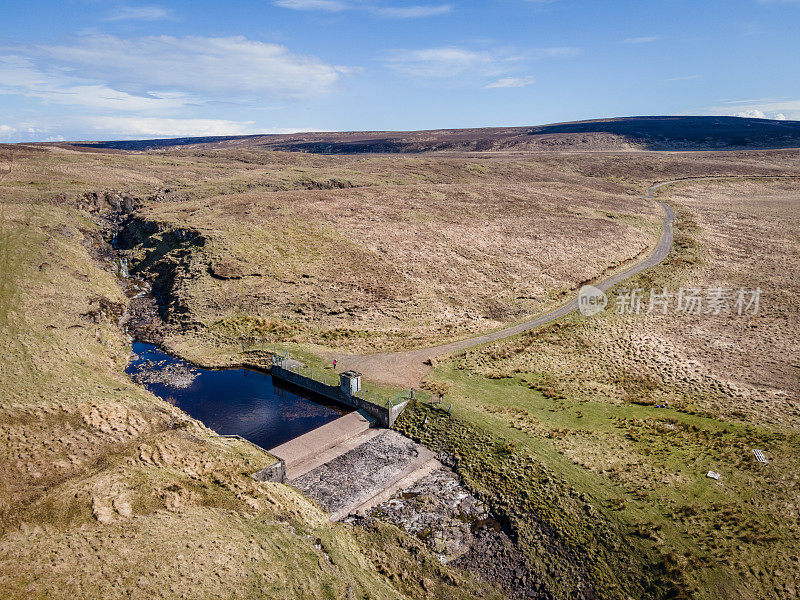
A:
[126,342,349,450]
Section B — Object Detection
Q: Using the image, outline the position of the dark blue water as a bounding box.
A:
[126,342,349,449]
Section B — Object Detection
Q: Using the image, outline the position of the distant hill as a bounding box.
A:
[66,116,800,153]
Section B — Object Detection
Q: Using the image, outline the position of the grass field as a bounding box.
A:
[406,177,800,599]
[1,142,798,599]
[0,146,505,600]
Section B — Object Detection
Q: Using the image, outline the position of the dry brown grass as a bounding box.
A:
[2,141,799,600]
[135,177,659,353]
[444,176,800,599]
[461,178,800,427]
[0,149,505,600]
[98,147,799,361]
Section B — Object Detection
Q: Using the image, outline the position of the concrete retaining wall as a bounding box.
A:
[216,433,286,483]
[253,459,286,483]
[389,400,411,427]
[271,365,408,428]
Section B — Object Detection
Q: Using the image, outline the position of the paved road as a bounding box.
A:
[339,179,679,387]
[340,173,800,387]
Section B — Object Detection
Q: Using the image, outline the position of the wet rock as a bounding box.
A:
[355,464,552,599]
[129,358,198,389]
[361,466,487,562]
[125,293,175,345]
[452,526,551,599]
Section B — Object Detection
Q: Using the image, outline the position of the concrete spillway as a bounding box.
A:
[269,410,439,521]
[269,362,411,427]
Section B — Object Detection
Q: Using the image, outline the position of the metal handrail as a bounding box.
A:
[270,351,425,414]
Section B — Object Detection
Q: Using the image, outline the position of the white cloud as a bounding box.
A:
[709,98,800,121]
[483,76,535,89]
[621,36,660,44]
[78,117,324,138]
[385,44,575,80]
[0,123,60,142]
[732,109,787,120]
[274,0,451,18]
[385,46,525,78]
[742,99,800,112]
[274,0,348,11]
[0,116,320,142]
[104,6,171,21]
[731,109,767,119]
[38,35,350,99]
[542,46,580,57]
[371,4,451,17]
[387,47,489,77]
[81,116,261,137]
[0,56,194,113]
[734,109,768,118]
[48,87,193,111]
[0,36,354,141]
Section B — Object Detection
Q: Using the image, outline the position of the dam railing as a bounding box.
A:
[270,357,413,428]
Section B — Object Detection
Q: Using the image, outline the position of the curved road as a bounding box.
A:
[336,174,797,387]
[338,179,679,388]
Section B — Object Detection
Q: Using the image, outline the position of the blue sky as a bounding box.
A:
[1,0,798,141]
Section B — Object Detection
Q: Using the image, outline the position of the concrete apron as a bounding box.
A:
[269,410,439,521]
[269,410,375,474]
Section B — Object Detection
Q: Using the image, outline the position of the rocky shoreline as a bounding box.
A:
[128,353,199,389]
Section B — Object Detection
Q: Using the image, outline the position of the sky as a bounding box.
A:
[1,0,799,142]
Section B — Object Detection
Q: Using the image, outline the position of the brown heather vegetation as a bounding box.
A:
[1,128,799,600]
[0,144,505,600]
[441,177,800,599]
